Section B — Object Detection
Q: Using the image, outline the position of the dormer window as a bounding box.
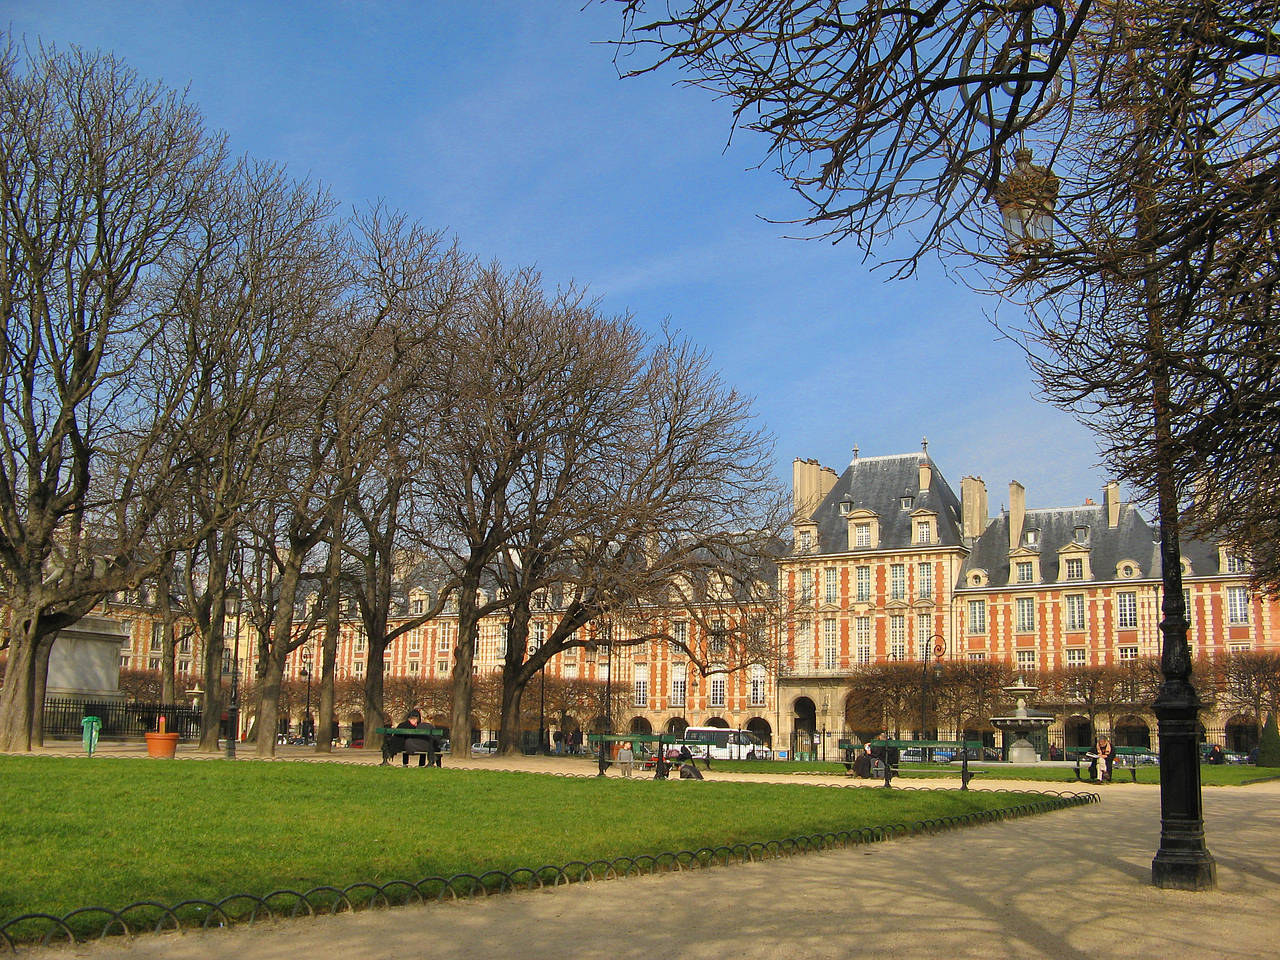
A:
[1074,525,1089,544]
[798,530,813,553]
[1024,529,1039,547]
[1016,561,1035,583]
[900,496,914,511]
[915,519,933,545]
[854,523,871,547]
[839,498,854,516]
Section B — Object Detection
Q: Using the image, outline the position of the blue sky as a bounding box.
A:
[5,1,1117,514]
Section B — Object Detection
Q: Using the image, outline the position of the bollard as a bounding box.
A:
[81,716,101,757]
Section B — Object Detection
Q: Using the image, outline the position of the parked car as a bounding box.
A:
[471,739,498,754]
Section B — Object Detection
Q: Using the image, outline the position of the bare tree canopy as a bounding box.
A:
[0,43,226,749]
[613,2,1280,589]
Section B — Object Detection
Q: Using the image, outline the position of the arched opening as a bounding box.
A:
[792,696,817,760]
[1113,715,1151,749]
[1064,715,1093,754]
[1225,715,1259,754]
[629,716,653,735]
[350,717,365,744]
[665,716,688,736]
[704,716,730,728]
[746,717,772,748]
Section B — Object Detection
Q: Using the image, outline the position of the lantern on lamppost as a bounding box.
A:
[993,147,1059,258]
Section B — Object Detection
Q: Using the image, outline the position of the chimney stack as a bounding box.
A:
[961,476,988,540]
[1104,481,1121,528]
[918,459,932,492]
[1008,481,1026,552]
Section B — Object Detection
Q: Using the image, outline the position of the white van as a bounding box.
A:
[680,726,772,761]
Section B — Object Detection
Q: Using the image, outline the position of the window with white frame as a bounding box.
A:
[825,568,838,604]
[709,673,726,708]
[672,619,688,652]
[889,615,906,660]
[890,564,905,600]
[408,660,419,674]
[411,597,424,615]
[633,664,648,707]
[177,660,190,675]
[671,662,687,706]
[1016,596,1035,633]
[796,619,811,651]
[1066,648,1086,667]
[916,613,932,655]
[1226,554,1247,574]
[855,522,871,547]
[1016,561,1034,583]
[1016,649,1036,672]
[564,662,578,679]
[1065,557,1084,580]
[148,657,160,670]
[354,661,365,678]
[856,566,871,602]
[150,623,164,651]
[916,519,932,544]
[355,634,366,653]
[436,660,449,674]
[1227,586,1249,624]
[179,636,192,654]
[968,599,986,634]
[798,530,812,553]
[968,652,986,661]
[1066,594,1086,631]
[409,635,422,654]
[800,569,814,603]
[750,665,766,706]
[530,621,545,654]
[856,617,872,664]
[1117,592,1137,629]
[1118,645,1138,661]
[823,618,838,669]
[918,562,933,599]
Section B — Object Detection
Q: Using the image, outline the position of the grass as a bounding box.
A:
[1,755,1042,935]
[704,757,1274,785]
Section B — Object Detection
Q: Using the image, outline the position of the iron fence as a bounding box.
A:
[43,697,202,741]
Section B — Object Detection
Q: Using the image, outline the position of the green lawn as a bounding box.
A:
[2,755,1047,936]
[706,757,1275,786]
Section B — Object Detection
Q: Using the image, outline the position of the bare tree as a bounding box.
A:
[0,45,226,750]
[1214,651,1280,726]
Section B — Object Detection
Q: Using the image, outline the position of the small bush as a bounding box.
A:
[1257,712,1280,767]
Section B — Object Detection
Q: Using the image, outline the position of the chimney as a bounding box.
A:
[793,458,818,517]
[1104,482,1121,528]
[961,476,988,540]
[819,465,838,502]
[1008,481,1026,553]
[918,459,932,492]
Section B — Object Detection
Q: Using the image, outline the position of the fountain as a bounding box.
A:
[989,676,1055,763]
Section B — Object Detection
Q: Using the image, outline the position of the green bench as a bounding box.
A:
[375,726,446,766]
[1070,745,1153,782]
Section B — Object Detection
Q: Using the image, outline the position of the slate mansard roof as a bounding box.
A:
[807,453,965,553]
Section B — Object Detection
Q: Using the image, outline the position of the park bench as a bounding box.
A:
[587,733,709,777]
[866,739,983,790]
[1071,745,1152,783]
[375,726,446,766]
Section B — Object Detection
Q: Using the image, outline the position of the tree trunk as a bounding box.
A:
[0,612,42,752]
[450,584,479,758]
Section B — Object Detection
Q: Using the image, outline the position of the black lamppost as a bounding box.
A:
[596,620,614,777]
[301,646,313,744]
[995,152,1214,889]
[920,634,946,742]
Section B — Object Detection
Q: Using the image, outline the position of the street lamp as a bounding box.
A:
[921,634,946,742]
[596,621,614,777]
[300,646,313,744]
[995,152,1215,889]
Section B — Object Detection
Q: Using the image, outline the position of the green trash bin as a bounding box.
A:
[81,716,101,757]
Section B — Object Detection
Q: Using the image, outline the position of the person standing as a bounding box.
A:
[617,741,635,778]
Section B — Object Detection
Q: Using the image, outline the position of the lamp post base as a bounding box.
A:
[1152,850,1216,890]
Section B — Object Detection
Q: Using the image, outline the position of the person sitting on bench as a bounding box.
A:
[395,709,434,767]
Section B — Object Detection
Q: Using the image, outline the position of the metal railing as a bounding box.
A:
[43,697,202,741]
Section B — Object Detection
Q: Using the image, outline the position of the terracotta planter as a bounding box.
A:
[144,732,180,758]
